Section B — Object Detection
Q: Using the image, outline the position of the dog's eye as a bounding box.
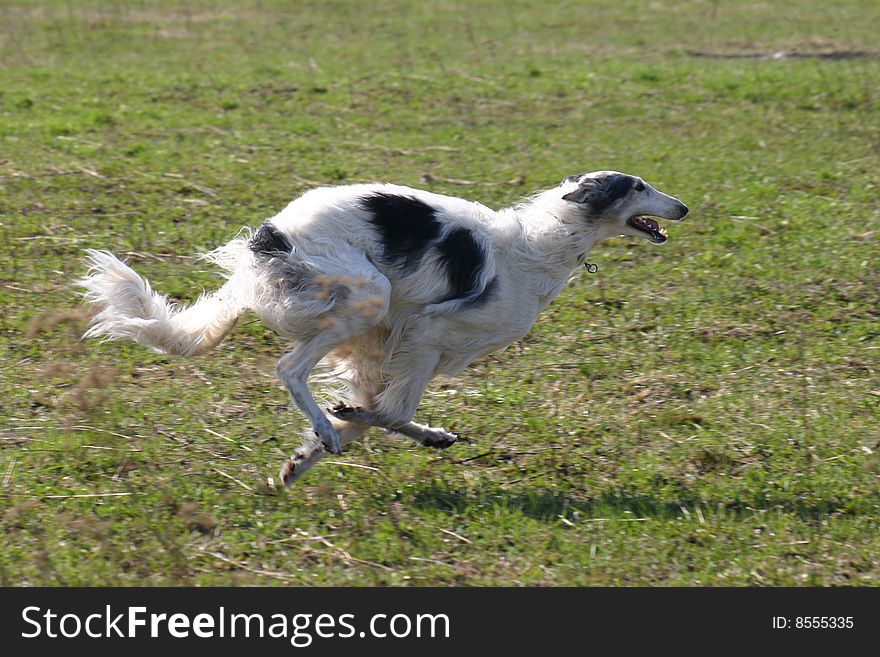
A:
[634,181,645,192]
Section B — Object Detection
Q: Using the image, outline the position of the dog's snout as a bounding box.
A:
[675,201,688,220]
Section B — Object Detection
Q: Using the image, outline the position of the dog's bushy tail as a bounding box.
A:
[77,249,249,357]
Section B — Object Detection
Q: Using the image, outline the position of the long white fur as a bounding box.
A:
[77,171,686,485]
[79,249,247,357]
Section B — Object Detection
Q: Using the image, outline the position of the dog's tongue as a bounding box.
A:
[628,215,668,242]
[641,217,659,231]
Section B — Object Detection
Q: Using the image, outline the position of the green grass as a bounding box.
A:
[1,0,878,586]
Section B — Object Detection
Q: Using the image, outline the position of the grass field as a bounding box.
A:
[1,0,878,586]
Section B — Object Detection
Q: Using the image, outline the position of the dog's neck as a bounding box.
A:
[504,192,607,281]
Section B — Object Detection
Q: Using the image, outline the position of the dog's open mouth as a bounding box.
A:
[627,216,668,244]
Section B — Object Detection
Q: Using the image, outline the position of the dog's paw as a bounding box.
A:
[280,442,327,486]
[426,430,458,449]
[312,416,343,455]
[328,403,362,420]
[315,430,342,455]
[280,458,299,486]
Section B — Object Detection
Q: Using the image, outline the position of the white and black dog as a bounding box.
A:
[78,171,687,484]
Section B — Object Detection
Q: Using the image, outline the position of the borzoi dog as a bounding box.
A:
[78,171,688,484]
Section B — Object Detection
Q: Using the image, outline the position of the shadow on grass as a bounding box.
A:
[412,483,860,523]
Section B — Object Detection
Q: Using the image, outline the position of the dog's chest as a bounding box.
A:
[428,299,542,375]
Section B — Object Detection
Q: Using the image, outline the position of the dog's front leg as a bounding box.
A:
[389,420,458,448]
[328,405,458,449]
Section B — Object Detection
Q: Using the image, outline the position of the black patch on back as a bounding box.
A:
[250,222,291,257]
[563,173,586,184]
[590,174,633,215]
[436,227,486,302]
[361,193,441,269]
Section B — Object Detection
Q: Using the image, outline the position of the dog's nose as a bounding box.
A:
[677,202,689,219]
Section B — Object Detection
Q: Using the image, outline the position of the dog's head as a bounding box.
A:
[560,171,688,244]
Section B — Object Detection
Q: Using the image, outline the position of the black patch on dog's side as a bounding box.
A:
[361,193,441,269]
[250,222,291,256]
[589,174,633,215]
[436,227,486,302]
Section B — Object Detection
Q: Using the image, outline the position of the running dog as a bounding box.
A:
[78,171,688,484]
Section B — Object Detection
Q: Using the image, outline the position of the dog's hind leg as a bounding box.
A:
[279,417,368,485]
[280,406,456,486]
[277,320,385,462]
[276,336,348,455]
[271,259,391,485]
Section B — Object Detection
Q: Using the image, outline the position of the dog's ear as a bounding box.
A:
[561,177,599,204]
[563,174,631,213]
